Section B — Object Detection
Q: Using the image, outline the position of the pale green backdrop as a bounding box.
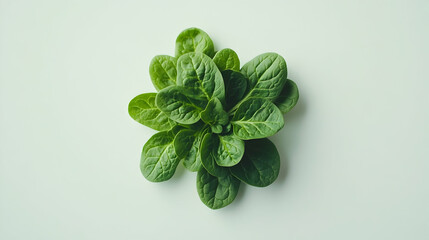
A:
[1,0,428,239]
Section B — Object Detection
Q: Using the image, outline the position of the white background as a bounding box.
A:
[1,0,428,239]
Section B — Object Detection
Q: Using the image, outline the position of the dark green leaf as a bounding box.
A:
[175,28,215,58]
[274,79,299,114]
[213,48,240,71]
[128,93,176,131]
[196,168,240,209]
[149,55,177,91]
[156,86,207,124]
[222,70,248,111]
[216,134,244,167]
[176,52,225,104]
[200,97,229,127]
[231,138,280,187]
[200,133,230,177]
[200,132,244,169]
[173,129,201,171]
[140,131,180,182]
[211,125,223,134]
[241,53,287,100]
[231,98,284,140]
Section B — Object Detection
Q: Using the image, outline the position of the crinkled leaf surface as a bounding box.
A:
[241,53,287,100]
[210,124,223,134]
[200,132,244,170]
[156,86,207,124]
[176,52,225,104]
[128,93,176,131]
[149,55,177,91]
[222,70,248,111]
[213,48,240,71]
[274,79,299,114]
[216,134,245,167]
[140,131,180,182]
[200,133,230,177]
[232,98,284,140]
[173,129,201,172]
[175,28,215,58]
[200,97,229,127]
[231,138,280,187]
[196,168,240,209]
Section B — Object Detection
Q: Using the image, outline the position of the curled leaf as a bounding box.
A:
[175,28,215,58]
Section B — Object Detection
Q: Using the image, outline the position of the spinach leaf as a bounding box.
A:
[196,168,240,209]
[173,129,202,172]
[129,28,300,209]
[128,93,176,131]
[231,138,280,187]
[193,127,211,171]
[222,70,248,111]
[241,53,287,100]
[200,97,229,131]
[140,130,180,182]
[231,98,284,140]
[200,132,244,171]
[213,48,240,71]
[200,133,230,177]
[156,86,207,124]
[149,55,177,91]
[176,52,225,104]
[175,28,215,58]
[274,79,299,114]
[216,134,244,167]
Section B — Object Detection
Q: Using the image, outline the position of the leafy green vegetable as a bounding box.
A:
[173,129,202,172]
[241,53,287,100]
[231,98,284,140]
[176,28,215,58]
[231,138,280,187]
[196,168,240,209]
[156,86,207,124]
[200,97,229,133]
[149,55,177,91]
[140,130,180,182]
[200,133,230,178]
[215,134,244,167]
[223,70,248,111]
[129,27,300,209]
[177,52,225,104]
[274,79,299,114]
[128,93,176,131]
[213,48,240,71]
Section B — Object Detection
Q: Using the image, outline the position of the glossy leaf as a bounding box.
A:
[232,98,284,140]
[200,132,244,170]
[200,97,229,127]
[200,133,230,177]
[196,168,240,209]
[176,52,225,104]
[274,79,299,114]
[210,124,223,134]
[216,134,245,167]
[231,138,280,187]
[241,53,287,100]
[175,28,215,58]
[128,93,176,131]
[156,86,207,124]
[213,48,240,71]
[173,129,201,171]
[149,55,177,91]
[140,131,180,182]
[222,70,248,111]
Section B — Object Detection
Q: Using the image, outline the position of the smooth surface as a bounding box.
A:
[1,0,428,239]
